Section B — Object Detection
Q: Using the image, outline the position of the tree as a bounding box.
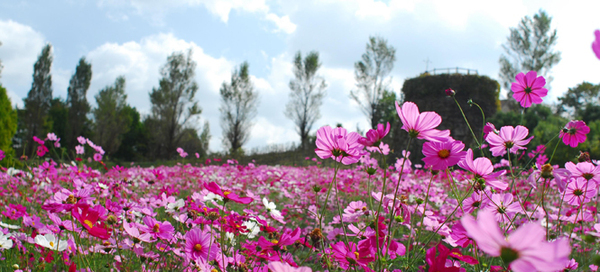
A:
[220,62,259,154]
[93,76,131,156]
[66,57,93,149]
[350,36,396,129]
[499,10,561,97]
[47,98,68,143]
[113,106,148,161]
[285,51,327,150]
[557,82,600,118]
[22,44,53,156]
[147,50,202,159]
[0,84,17,159]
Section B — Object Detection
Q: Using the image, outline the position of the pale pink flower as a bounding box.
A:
[75,145,84,155]
[395,101,450,142]
[565,161,600,185]
[565,177,597,206]
[484,193,522,223]
[359,122,390,146]
[511,71,548,108]
[268,261,312,272]
[458,149,507,190]
[485,125,533,157]
[461,210,570,272]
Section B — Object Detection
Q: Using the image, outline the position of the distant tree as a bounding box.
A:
[147,50,202,159]
[22,44,53,156]
[350,36,396,129]
[220,61,259,154]
[113,106,148,162]
[285,51,327,150]
[557,82,600,118]
[0,84,17,159]
[47,98,68,143]
[93,76,131,156]
[66,57,93,149]
[372,89,398,127]
[198,121,210,158]
[499,10,561,99]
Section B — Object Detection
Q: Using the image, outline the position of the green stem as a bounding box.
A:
[453,97,481,150]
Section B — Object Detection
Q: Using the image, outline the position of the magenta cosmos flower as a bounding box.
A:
[205,182,253,204]
[485,125,533,157]
[395,101,451,142]
[560,120,590,148]
[458,149,507,190]
[358,122,390,147]
[422,140,466,170]
[185,228,217,263]
[593,30,600,60]
[511,71,548,108]
[315,126,363,165]
[461,210,570,272]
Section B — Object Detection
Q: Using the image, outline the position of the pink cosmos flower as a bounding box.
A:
[77,136,86,145]
[330,241,374,271]
[395,101,451,142]
[75,145,84,155]
[565,178,597,206]
[560,120,590,148]
[268,262,312,272]
[593,30,600,60]
[458,149,507,190]
[426,243,477,272]
[484,193,522,224]
[483,122,498,139]
[485,125,533,157]
[358,122,390,146]
[123,221,155,243]
[93,153,103,162]
[138,216,175,240]
[71,204,111,240]
[315,126,363,165]
[422,140,466,170]
[511,71,548,108]
[0,150,4,161]
[205,182,253,204]
[184,228,217,263]
[461,210,570,272]
[565,161,600,185]
[462,191,490,214]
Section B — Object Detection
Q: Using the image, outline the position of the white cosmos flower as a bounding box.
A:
[262,198,284,222]
[35,234,68,251]
[0,233,12,250]
[241,220,260,239]
[0,222,20,230]
[166,199,185,213]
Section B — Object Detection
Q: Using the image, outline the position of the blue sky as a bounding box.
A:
[0,0,599,153]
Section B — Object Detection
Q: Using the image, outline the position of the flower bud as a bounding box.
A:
[578,151,591,163]
[445,88,455,97]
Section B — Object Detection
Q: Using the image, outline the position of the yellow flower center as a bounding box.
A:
[223,191,231,196]
[152,223,160,233]
[354,251,359,259]
[194,244,202,251]
[271,239,279,244]
[49,241,54,248]
[83,219,93,228]
[438,149,450,159]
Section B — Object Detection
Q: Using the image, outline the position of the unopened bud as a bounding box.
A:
[540,163,554,179]
[366,168,377,176]
[578,151,591,163]
[445,88,455,97]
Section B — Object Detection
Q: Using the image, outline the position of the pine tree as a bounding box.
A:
[220,61,258,155]
[350,36,396,129]
[285,51,327,150]
[22,44,53,156]
[0,84,17,160]
[66,57,92,149]
[93,76,131,156]
[148,50,201,159]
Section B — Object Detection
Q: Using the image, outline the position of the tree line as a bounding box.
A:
[0,9,592,165]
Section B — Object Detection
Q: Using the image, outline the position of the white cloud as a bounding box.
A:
[98,0,295,33]
[0,20,46,106]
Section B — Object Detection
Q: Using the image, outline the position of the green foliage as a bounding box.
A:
[93,76,131,157]
[21,44,53,156]
[220,61,258,155]
[350,36,396,129]
[557,81,600,119]
[66,57,93,149]
[285,51,327,150]
[48,98,68,141]
[113,106,148,162]
[0,84,17,163]
[147,49,201,159]
[499,10,561,97]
